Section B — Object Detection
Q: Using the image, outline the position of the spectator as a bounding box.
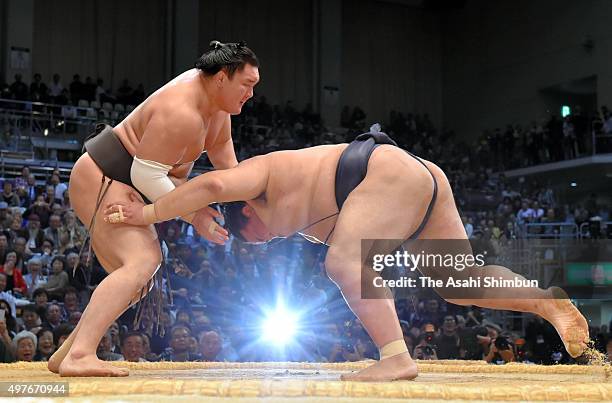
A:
[48,74,63,101]
[0,299,18,338]
[34,328,55,361]
[43,214,62,249]
[0,203,13,230]
[11,237,29,265]
[83,76,96,102]
[24,195,51,227]
[516,200,535,225]
[14,166,29,191]
[43,303,63,330]
[0,235,8,269]
[60,210,86,252]
[44,184,57,206]
[30,73,48,102]
[6,217,22,247]
[53,323,74,348]
[23,214,46,252]
[97,331,123,361]
[62,287,82,317]
[159,325,201,362]
[0,334,14,362]
[69,74,84,104]
[41,256,69,298]
[108,321,121,352]
[413,333,438,360]
[32,288,49,309]
[175,309,193,327]
[68,311,82,326]
[121,332,147,362]
[0,251,27,295]
[140,333,158,362]
[23,258,46,295]
[95,78,107,103]
[12,330,37,361]
[9,74,28,101]
[0,181,20,207]
[0,274,30,316]
[24,174,39,203]
[411,298,444,328]
[0,319,12,358]
[198,331,222,361]
[188,336,199,356]
[20,304,43,335]
[50,173,68,203]
[458,324,489,360]
[485,334,515,364]
[38,239,55,268]
[434,315,461,359]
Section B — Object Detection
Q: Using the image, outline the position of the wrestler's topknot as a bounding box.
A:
[195,40,258,78]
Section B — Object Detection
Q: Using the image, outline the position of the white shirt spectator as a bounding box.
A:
[23,273,47,295]
[517,208,535,223]
[0,291,30,318]
[54,182,68,201]
[48,81,63,97]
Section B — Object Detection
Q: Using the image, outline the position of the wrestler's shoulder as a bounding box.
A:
[146,98,203,132]
[264,144,346,165]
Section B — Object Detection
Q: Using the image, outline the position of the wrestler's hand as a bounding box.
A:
[103,192,147,226]
[192,206,229,245]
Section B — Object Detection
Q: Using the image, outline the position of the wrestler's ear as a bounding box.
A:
[214,69,228,84]
[241,204,254,218]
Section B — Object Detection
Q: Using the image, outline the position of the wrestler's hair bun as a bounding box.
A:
[209,40,223,50]
[196,40,258,78]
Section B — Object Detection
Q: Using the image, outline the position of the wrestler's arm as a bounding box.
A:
[207,115,239,170]
[150,155,269,223]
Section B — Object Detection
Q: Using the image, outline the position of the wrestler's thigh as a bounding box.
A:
[69,154,161,272]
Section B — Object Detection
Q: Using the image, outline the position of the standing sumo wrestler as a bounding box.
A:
[49,41,259,377]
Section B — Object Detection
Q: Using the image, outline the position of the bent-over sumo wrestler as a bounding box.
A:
[106,128,590,382]
[49,41,259,377]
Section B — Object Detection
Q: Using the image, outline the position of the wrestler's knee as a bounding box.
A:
[126,253,162,287]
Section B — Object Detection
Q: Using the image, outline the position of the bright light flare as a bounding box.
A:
[260,305,299,346]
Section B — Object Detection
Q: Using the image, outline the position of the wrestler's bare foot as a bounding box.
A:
[537,287,590,358]
[340,352,417,382]
[58,352,129,377]
[48,339,73,373]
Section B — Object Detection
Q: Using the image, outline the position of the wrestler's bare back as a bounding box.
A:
[246,143,457,244]
[248,144,346,243]
[112,69,228,174]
